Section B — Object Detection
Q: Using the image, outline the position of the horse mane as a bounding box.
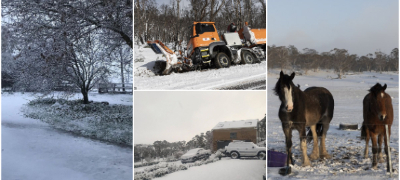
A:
[368,83,386,95]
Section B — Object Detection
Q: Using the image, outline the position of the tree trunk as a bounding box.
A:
[81,88,89,104]
[120,59,126,92]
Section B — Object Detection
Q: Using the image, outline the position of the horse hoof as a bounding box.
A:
[302,161,311,167]
[320,154,332,159]
[372,165,378,170]
[310,154,319,160]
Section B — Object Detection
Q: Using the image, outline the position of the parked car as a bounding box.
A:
[181,148,211,163]
[225,141,266,159]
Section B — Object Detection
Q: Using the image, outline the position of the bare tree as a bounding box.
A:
[330,48,353,79]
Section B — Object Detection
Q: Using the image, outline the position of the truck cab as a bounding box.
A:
[186,22,232,68]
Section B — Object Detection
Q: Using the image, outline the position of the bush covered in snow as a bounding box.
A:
[134,158,219,180]
[23,98,132,146]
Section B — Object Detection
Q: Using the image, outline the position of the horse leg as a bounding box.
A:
[309,124,319,160]
[371,133,378,169]
[298,127,311,166]
[384,127,391,172]
[378,134,384,163]
[364,127,370,159]
[282,124,293,165]
[319,118,331,159]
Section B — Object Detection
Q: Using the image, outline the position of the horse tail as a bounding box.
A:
[360,125,366,140]
[306,123,323,143]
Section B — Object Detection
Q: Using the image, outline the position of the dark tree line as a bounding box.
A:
[268,45,399,78]
[134,0,266,47]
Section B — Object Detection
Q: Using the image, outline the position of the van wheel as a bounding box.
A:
[258,151,266,160]
[231,152,240,159]
[215,52,231,68]
[241,51,255,64]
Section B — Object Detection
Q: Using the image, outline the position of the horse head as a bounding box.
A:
[369,83,387,121]
[274,71,296,112]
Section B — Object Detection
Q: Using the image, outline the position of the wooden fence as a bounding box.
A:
[98,83,133,94]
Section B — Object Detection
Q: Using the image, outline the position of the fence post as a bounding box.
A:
[385,124,392,177]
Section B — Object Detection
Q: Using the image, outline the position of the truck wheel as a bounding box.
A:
[231,152,240,159]
[241,51,255,64]
[258,151,266,160]
[215,52,231,68]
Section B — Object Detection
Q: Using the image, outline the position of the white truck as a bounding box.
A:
[225,141,266,160]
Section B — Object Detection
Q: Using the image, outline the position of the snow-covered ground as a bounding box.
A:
[2,92,133,180]
[267,70,399,179]
[134,44,266,90]
[134,157,265,180]
[159,158,265,180]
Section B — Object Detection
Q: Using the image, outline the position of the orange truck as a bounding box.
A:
[147,22,266,75]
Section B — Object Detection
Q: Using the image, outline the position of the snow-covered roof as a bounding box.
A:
[212,119,258,130]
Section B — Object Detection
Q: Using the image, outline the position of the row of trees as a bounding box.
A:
[268,45,399,78]
[134,131,212,162]
[134,0,266,47]
[2,0,133,103]
[134,115,266,162]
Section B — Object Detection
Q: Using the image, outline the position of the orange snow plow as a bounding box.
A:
[147,22,266,75]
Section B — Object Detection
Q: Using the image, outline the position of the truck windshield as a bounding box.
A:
[195,23,215,35]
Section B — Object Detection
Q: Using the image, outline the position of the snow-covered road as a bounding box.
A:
[134,44,266,90]
[1,93,133,180]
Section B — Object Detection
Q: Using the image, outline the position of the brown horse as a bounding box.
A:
[361,83,393,171]
[274,71,334,167]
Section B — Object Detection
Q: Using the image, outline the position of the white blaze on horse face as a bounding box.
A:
[284,85,293,112]
[381,93,384,98]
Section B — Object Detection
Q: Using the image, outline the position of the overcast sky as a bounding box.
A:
[134,91,266,145]
[268,0,399,56]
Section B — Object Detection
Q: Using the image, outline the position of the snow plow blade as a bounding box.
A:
[147,40,179,75]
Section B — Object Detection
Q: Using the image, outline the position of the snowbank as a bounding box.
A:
[22,97,133,146]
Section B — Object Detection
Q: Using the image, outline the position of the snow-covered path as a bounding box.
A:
[157,158,265,180]
[1,93,133,180]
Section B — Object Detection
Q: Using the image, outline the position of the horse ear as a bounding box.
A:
[383,84,387,91]
[290,72,295,80]
[280,71,284,78]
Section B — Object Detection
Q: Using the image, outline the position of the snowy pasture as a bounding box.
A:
[2,92,133,180]
[134,44,266,90]
[267,70,399,179]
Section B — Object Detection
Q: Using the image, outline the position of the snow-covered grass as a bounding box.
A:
[134,44,266,90]
[20,93,133,146]
[267,70,399,179]
[134,157,220,180]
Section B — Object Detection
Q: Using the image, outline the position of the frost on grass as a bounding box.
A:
[134,158,219,180]
[22,98,132,146]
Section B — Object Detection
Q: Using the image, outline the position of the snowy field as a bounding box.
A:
[2,92,133,180]
[134,157,265,180]
[267,70,399,179]
[134,44,266,90]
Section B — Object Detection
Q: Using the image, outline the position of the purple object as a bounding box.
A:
[268,150,287,167]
